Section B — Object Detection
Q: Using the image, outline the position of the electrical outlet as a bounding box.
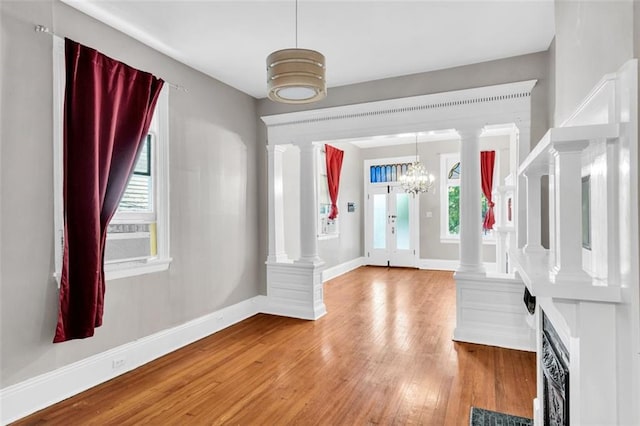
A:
[112,358,126,370]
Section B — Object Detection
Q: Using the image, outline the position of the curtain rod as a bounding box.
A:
[35,25,188,92]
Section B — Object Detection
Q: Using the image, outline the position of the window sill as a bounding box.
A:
[53,258,172,286]
[106,258,172,280]
[318,234,339,241]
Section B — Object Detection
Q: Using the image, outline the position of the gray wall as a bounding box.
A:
[554,0,635,124]
[317,143,363,267]
[1,1,260,387]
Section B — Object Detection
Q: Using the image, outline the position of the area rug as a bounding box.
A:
[469,407,533,426]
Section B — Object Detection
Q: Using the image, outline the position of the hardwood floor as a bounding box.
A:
[14,267,536,425]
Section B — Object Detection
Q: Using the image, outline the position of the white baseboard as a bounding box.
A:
[321,257,365,282]
[259,296,326,320]
[417,258,459,271]
[0,296,262,425]
[417,258,497,272]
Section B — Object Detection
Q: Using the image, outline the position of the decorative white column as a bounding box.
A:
[515,124,531,249]
[296,143,323,265]
[457,128,485,274]
[550,141,590,283]
[522,167,545,253]
[264,142,327,321]
[266,144,289,263]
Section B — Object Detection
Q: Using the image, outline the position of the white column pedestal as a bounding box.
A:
[264,262,326,320]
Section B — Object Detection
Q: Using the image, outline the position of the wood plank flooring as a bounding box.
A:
[14,267,536,425]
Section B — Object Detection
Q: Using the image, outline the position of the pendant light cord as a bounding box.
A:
[415,134,419,162]
[295,0,298,48]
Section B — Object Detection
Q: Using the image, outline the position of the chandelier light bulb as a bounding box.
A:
[399,134,435,195]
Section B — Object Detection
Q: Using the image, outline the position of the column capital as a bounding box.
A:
[522,166,546,179]
[456,127,484,140]
[266,143,288,153]
[295,141,317,152]
[550,140,590,154]
[514,122,531,133]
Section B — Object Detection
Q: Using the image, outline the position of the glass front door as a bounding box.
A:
[366,185,418,267]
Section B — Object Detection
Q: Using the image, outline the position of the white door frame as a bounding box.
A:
[364,157,420,267]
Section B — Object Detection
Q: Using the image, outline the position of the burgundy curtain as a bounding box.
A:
[54,39,164,343]
[325,144,344,220]
[480,151,496,231]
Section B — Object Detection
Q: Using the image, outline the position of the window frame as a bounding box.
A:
[317,144,339,240]
[439,152,497,244]
[52,36,171,283]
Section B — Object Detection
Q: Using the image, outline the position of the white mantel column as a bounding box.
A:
[550,142,590,283]
[266,144,289,263]
[457,128,485,275]
[515,123,531,249]
[522,167,545,253]
[296,143,323,265]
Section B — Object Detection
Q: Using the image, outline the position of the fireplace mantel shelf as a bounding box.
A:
[517,123,620,175]
[510,249,622,303]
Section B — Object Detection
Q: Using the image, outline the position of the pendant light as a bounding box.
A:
[399,134,435,195]
[267,0,326,104]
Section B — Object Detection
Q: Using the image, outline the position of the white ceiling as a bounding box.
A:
[62,0,555,100]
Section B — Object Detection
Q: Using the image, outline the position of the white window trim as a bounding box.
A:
[439,151,497,244]
[439,152,459,241]
[316,144,339,240]
[52,36,171,284]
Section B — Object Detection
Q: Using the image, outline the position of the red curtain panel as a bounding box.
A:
[54,39,164,343]
[480,151,496,231]
[325,144,344,220]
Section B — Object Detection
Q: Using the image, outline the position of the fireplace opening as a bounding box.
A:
[542,312,569,425]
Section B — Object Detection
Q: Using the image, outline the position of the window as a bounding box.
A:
[440,152,495,242]
[53,36,171,282]
[317,146,338,239]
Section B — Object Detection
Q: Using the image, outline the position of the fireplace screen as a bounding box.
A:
[542,313,569,426]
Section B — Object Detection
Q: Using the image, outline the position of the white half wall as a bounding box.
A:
[453,273,535,352]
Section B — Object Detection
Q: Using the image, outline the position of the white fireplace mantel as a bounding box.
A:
[511,59,639,426]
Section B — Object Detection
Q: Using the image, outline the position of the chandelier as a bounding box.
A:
[267,0,326,104]
[399,134,435,195]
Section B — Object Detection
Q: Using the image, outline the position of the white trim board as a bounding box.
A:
[417,258,496,272]
[322,257,366,282]
[0,296,263,425]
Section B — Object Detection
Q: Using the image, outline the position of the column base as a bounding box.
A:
[523,244,545,254]
[455,262,486,276]
[266,253,291,264]
[549,265,591,284]
[295,256,325,267]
